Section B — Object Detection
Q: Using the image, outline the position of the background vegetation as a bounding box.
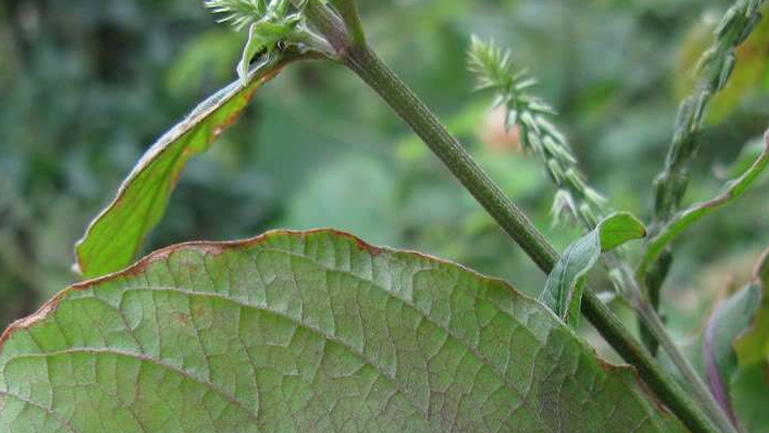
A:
[2,0,769,354]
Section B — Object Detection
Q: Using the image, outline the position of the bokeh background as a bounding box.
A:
[2,0,769,347]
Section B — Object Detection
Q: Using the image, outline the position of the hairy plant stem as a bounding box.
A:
[338,42,720,433]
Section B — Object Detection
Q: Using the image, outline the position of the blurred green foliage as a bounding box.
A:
[2,0,769,347]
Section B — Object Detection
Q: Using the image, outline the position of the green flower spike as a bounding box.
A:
[468,36,606,228]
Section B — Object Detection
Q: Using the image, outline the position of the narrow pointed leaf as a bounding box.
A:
[74,54,304,279]
[540,212,646,327]
[3,230,684,432]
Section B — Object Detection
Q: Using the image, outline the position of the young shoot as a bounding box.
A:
[205,0,332,83]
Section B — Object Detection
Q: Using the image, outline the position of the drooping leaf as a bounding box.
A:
[597,213,648,251]
[2,230,685,432]
[74,53,304,279]
[539,212,646,327]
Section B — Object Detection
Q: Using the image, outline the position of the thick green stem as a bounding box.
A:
[340,42,720,433]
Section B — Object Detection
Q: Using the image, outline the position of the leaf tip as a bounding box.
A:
[598,212,647,252]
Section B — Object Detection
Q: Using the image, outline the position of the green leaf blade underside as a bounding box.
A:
[3,230,684,432]
[74,55,301,279]
[540,212,646,327]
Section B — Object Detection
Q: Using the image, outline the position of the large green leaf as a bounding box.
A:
[73,53,304,279]
[2,230,685,432]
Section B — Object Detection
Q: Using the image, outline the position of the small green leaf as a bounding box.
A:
[597,212,648,251]
[74,54,303,279]
[2,230,686,432]
[539,212,646,327]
